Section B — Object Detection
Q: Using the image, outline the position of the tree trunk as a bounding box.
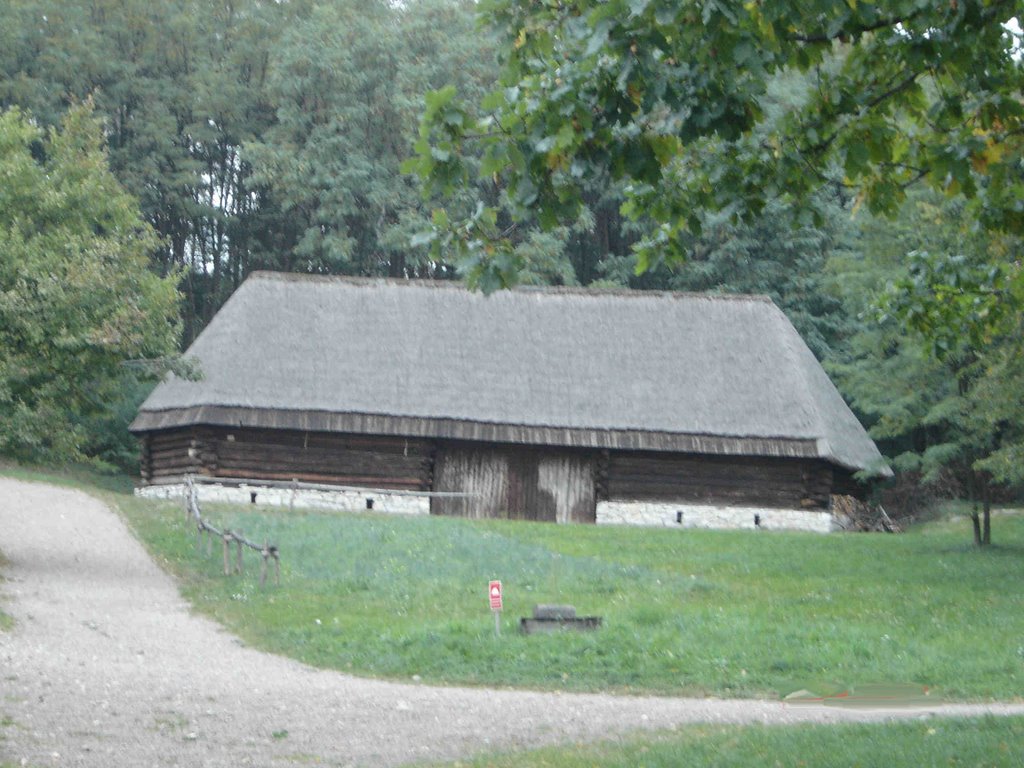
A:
[971,504,982,547]
[982,485,992,546]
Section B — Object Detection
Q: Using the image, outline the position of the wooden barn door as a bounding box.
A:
[431,445,508,519]
[432,443,596,523]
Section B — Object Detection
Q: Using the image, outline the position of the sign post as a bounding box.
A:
[488,580,502,637]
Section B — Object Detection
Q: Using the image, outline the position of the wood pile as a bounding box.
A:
[832,494,902,533]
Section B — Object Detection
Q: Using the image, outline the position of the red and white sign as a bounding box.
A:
[488,580,503,611]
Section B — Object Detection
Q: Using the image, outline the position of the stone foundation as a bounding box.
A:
[595,500,836,533]
[136,485,836,531]
[135,483,430,516]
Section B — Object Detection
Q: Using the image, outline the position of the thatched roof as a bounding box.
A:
[132,272,889,476]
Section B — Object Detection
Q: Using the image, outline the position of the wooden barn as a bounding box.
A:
[131,272,890,531]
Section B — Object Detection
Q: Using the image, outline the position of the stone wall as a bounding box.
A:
[135,483,430,516]
[136,484,836,531]
[595,500,837,533]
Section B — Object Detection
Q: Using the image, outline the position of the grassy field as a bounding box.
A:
[0,461,136,495]
[108,490,1024,700]
[438,716,1024,767]
[3,463,1023,700]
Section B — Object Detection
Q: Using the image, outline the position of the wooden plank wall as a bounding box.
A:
[431,446,507,519]
[140,427,848,514]
[432,444,596,522]
[536,451,596,523]
[605,452,834,509]
[141,427,433,490]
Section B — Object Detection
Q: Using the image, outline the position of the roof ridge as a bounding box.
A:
[246,270,775,304]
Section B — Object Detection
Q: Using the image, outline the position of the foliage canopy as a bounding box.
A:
[0,103,180,463]
[409,0,1024,287]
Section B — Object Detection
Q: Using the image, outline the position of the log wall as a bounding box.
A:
[141,427,433,490]
[140,429,208,484]
[431,443,596,522]
[140,427,856,518]
[604,452,834,510]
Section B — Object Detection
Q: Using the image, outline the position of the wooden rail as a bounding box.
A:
[183,476,280,586]
[186,473,476,498]
[179,475,482,585]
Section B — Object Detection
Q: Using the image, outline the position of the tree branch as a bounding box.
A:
[787,13,920,45]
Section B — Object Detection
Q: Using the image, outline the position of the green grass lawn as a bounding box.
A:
[3,463,1024,700]
[110,490,1024,700]
[436,716,1024,768]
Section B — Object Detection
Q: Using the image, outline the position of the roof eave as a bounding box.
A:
[131,405,840,464]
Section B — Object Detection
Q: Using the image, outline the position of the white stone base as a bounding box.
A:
[135,483,430,516]
[136,485,834,531]
[595,500,836,533]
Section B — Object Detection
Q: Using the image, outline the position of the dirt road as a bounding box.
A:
[1,477,1021,767]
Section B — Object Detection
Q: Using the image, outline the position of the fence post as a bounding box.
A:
[185,475,197,521]
[222,532,232,576]
[260,540,269,588]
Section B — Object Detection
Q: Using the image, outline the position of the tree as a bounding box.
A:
[884,242,1023,545]
[829,191,1023,545]
[0,103,181,464]
[408,0,1024,288]
[245,0,496,281]
[0,0,294,343]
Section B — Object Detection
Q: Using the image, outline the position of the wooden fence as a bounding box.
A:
[180,475,479,587]
[184,475,280,587]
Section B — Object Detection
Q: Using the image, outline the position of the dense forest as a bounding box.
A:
[1,0,1021,542]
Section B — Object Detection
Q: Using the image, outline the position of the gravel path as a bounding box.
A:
[2,477,1022,767]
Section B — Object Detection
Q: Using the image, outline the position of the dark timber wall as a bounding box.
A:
[141,427,433,490]
[603,452,835,509]
[140,427,862,518]
[431,443,596,522]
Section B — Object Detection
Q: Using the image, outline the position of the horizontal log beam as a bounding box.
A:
[215,446,428,471]
[214,455,428,478]
[212,468,426,489]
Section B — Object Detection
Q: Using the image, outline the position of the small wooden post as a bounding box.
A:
[222,532,231,576]
[185,475,197,521]
[273,548,280,585]
[235,535,244,574]
[260,540,269,588]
